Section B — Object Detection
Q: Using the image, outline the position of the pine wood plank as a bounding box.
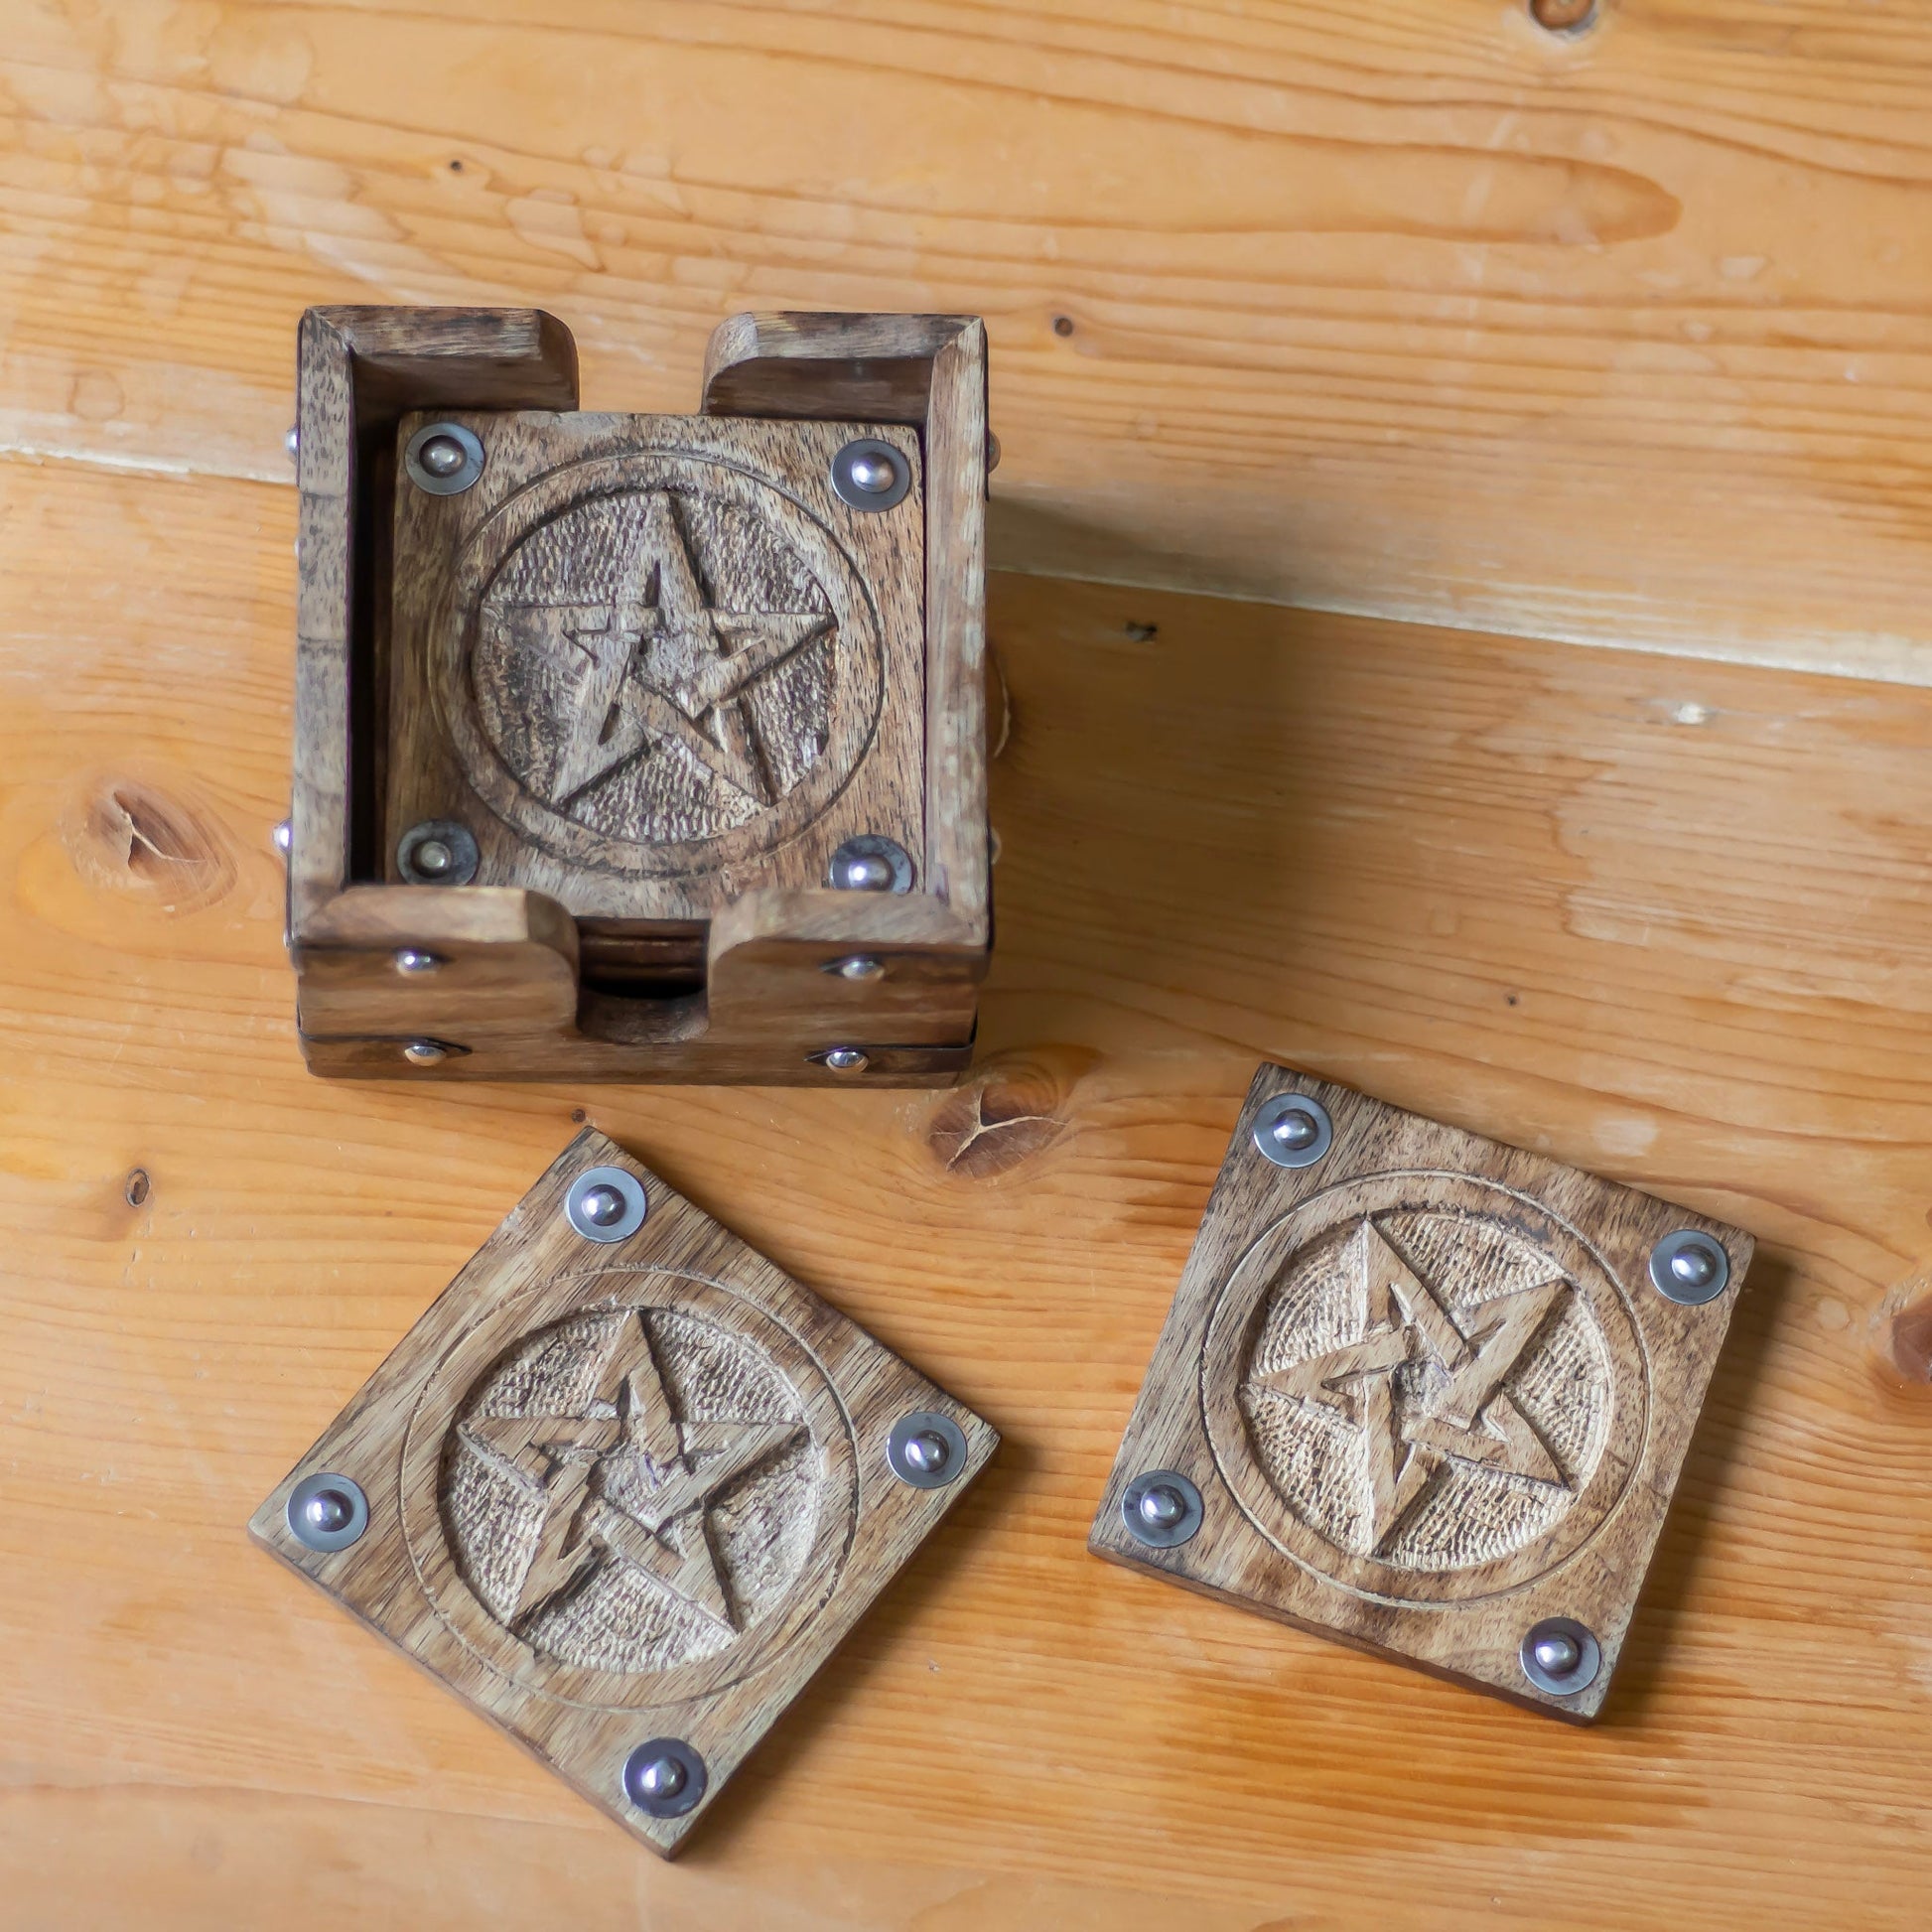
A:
[3,1,1930,679]
[3,451,1931,1924]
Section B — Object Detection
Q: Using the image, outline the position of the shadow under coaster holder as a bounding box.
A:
[1090,1063,1754,1721]
[249,1128,997,1856]
[286,307,992,1083]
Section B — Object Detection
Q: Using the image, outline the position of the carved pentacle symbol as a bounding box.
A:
[1240,1215,1605,1570]
[440,1303,823,1676]
[445,453,887,877]
[1203,1177,1646,1604]
[480,491,828,829]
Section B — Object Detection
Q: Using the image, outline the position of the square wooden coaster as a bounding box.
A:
[1089,1064,1753,1721]
[249,1128,996,1855]
[384,409,926,926]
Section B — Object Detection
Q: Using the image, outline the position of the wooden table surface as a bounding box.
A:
[5,4,1932,1927]
[7,0,1932,681]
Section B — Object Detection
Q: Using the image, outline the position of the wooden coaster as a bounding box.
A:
[249,1128,997,1854]
[1089,1064,1753,1722]
[385,410,926,927]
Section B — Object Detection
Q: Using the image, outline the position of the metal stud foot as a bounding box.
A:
[565,1166,648,1243]
[1252,1092,1333,1170]
[287,1472,369,1553]
[622,1738,706,1818]
[1519,1617,1601,1696]
[1121,1468,1203,1549]
[887,1411,969,1489]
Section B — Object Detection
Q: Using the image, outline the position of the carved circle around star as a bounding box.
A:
[399,1266,859,1712]
[435,450,889,879]
[1198,1171,1649,1608]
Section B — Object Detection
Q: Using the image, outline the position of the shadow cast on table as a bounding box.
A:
[987,494,1300,610]
[972,567,1329,1075]
[680,1428,1035,1866]
[1597,1246,1794,1727]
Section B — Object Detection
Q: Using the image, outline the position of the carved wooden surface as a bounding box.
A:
[387,412,925,921]
[7,0,1931,684]
[250,1129,994,1857]
[7,444,1932,1924]
[1092,1066,1752,1720]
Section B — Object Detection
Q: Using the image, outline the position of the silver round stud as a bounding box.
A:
[1519,1616,1601,1696]
[579,1184,624,1226]
[1673,1249,1715,1288]
[816,1046,870,1073]
[271,819,292,854]
[830,437,911,511]
[401,1039,449,1066]
[828,955,887,982]
[1251,1091,1334,1171]
[887,1410,969,1489]
[285,425,299,460]
[622,1738,706,1818]
[310,1492,351,1533]
[394,948,443,976]
[565,1166,648,1243]
[827,835,913,894]
[404,420,484,495]
[633,1754,683,1799]
[287,1471,369,1553]
[1121,1468,1203,1549]
[397,819,479,887]
[1648,1229,1730,1306]
[1137,1486,1185,1530]
[1533,1630,1581,1676]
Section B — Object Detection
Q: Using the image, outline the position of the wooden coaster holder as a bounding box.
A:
[286,308,991,1083]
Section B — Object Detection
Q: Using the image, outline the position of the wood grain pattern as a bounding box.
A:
[248,1128,996,1858]
[8,440,1932,1926]
[1091,1064,1753,1721]
[7,1,1931,682]
[385,409,926,921]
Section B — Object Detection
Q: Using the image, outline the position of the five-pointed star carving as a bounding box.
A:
[460,1311,802,1633]
[505,491,830,811]
[1247,1220,1571,1556]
